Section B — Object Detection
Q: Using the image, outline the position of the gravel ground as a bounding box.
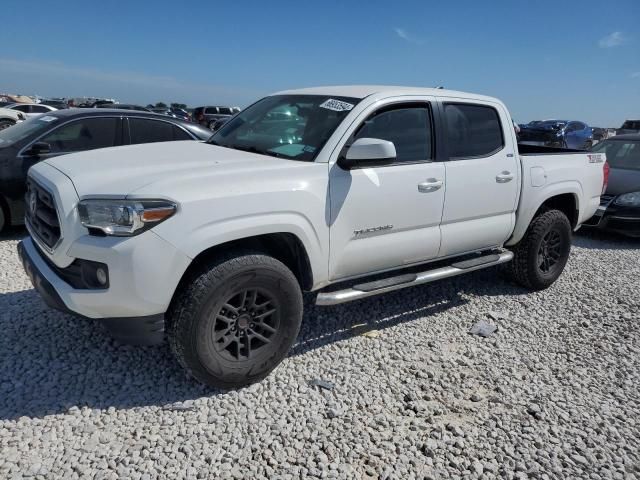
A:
[1,228,639,479]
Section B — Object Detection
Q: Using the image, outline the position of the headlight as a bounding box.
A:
[614,192,640,207]
[78,199,177,236]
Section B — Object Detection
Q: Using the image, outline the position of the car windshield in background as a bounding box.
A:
[592,140,640,171]
[621,121,640,130]
[209,95,359,161]
[0,115,58,147]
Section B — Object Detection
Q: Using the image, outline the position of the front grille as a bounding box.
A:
[25,178,62,250]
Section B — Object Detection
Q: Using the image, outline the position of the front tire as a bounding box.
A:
[0,119,15,131]
[506,209,572,290]
[168,252,303,389]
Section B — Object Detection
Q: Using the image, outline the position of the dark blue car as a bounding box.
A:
[519,120,593,150]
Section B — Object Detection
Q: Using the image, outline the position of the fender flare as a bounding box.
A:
[506,181,582,246]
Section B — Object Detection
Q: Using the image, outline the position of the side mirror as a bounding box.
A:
[338,138,397,170]
[26,142,51,157]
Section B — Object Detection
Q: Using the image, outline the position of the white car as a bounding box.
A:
[4,102,57,119]
[0,107,26,130]
[18,86,607,388]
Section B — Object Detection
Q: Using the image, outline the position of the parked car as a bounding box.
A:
[40,99,69,110]
[150,108,190,122]
[0,108,26,131]
[519,120,593,149]
[584,134,640,236]
[209,116,230,131]
[193,106,241,130]
[616,120,640,136]
[16,86,606,388]
[3,103,57,119]
[0,109,212,231]
[170,108,191,122]
[96,104,151,112]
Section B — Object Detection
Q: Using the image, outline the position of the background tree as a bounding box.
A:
[154,102,167,108]
[170,102,187,110]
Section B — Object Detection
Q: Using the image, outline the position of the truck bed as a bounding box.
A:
[506,148,605,246]
[518,143,586,155]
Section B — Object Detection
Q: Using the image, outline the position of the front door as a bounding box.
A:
[438,101,519,257]
[328,101,445,280]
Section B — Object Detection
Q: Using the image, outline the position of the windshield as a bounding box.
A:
[592,140,640,170]
[209,94,360,161]
[0,115,59,147]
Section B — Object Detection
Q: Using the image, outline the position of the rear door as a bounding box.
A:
[438,100,519,257]
[328,99,446,280]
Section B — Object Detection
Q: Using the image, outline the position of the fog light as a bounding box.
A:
[96,267,108,286]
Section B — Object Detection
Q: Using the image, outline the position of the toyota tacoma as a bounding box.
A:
[18,86,607,388]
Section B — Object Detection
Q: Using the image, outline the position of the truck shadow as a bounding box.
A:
[0,268,523,421]
[574,229,640,250]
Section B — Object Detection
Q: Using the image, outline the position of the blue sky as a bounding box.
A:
[1,0,638,126]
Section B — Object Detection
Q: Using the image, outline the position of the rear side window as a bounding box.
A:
[40,118,119,153]
[444,103,504,159]
[31,105,51,113]
[129,118,191,144]
[354,106,432,163]
[204,107,219,114]
[218,107,232,115]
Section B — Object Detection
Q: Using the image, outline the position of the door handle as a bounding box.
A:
[418,179,443,193]
[496,171,514,183]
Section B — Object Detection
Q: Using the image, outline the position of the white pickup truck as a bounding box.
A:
[18,86,607,388]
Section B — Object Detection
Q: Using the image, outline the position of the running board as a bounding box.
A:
[316,250,514,306]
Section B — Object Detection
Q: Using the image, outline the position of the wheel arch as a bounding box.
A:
[170,232,316,310]
[0,194,11,229]
[507,186,581,246]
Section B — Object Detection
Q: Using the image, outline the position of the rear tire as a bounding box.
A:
[0,204,5,232]
[168,251,303,389]
[506,209,572,290]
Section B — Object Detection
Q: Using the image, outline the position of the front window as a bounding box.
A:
[210,94,360,161]
[592,140,640,170]
[40,118,119,153]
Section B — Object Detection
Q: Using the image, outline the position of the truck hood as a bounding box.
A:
[43,141,304,198]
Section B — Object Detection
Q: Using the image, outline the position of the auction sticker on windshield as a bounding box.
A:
[320,99,354,112]
[39,116,57,122]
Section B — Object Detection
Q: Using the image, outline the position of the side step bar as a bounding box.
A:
[316,250,514,306]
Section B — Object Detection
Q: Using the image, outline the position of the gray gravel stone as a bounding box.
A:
[0,229,639,479]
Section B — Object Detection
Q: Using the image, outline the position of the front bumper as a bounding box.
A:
[583,201,640,237]
[17,234,191,345]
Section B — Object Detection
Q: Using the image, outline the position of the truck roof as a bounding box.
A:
[274,85,499,103]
